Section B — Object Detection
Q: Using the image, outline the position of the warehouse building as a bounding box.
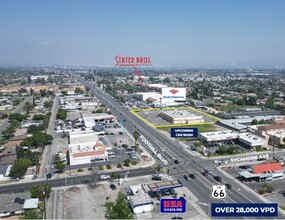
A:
[161,110,204,124]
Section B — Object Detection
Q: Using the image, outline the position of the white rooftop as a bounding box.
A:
[238,133,265,146]
[200,130,239,142]
[163,110,202,119]
[129,185,153,206]
[23,198,39,209]
[69,132,99,145]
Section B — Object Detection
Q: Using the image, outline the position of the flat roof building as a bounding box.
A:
[128,185,153,214]
[68,131,108,165]
[239,162,284,182]
[161,110,204,124]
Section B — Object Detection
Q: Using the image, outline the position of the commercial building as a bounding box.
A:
[218,115,282,132]
[134,92,162,101]
[82,114,116,128]
[128,185,153,214]
[199,130,267,149]
[255,123,285,146]
[160,110,204,124]
[68,131,108,165]
[239,162,284,182]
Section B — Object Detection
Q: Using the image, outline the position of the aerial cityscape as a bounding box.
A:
[0,1,285,220]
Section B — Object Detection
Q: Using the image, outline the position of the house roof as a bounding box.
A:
[0,192,30,213]
[253,163,283,174]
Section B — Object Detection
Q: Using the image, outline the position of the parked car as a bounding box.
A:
[189,174,196,179]
[110,184,117,190]
[214,176,222,182]
[100,175,110,180]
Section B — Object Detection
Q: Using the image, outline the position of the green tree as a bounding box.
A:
[133,131,140,147]
[75,87,83,95]
[32,114,45,120]
[21,209,41,219]
[124,158,131,167]
[61,91,68,96]
[27,124,44,134]
[105,192,133,219]
[154,164,162,175]
[117,163,122,168]
[9,159,32,178]
[266,98,275,109]
[9,113,26,122]
[56,109,67,120]
[30,183,51,200]
[21,132,53,147]
[251,119,259,125]
[236,99,245,106]
[244,96,257,105]
[44,101,53,109]
[106,164,112,169]
[163,77,170,84]
[55,162,65,173]
[95,108,104,113]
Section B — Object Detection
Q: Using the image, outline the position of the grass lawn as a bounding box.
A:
[158,124,216,140]
[158,124,216,133]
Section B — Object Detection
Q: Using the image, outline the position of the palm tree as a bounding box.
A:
[133,130,140,147]
[154,164,162,176]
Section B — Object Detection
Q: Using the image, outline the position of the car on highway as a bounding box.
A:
[100,175,110,180]
[214,176,222,182]
[174,159,180,165]
[160,148,165,152]
[183,174,190,181]
[225,183,232,189]
[202,171,208,176]
[189,173,196,179]
[110,184,117,190]
[152,176,162,181]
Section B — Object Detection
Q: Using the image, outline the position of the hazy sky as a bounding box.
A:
[0,0,285,67]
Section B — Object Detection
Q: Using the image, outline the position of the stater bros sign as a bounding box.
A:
[162,88,186,101]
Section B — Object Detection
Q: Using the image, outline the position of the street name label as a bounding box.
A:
[170,128,198,138]
[139,135,168,165]
[211,203,278,217]
[160,198,186,213]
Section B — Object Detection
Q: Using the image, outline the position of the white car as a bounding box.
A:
[160,148,165,152]
[100,175,110,180]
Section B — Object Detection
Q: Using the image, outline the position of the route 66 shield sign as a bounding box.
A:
[212,185,227,199]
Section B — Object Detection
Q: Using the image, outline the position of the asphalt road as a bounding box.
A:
[77,76,285,219]
[0,96,33,133]
[0,166,155,194]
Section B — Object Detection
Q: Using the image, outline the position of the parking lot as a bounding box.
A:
[137,108,216,126]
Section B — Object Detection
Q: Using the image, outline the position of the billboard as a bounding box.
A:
[170,128,198,138]
[162,88,186,101]
[160,198,186,213]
